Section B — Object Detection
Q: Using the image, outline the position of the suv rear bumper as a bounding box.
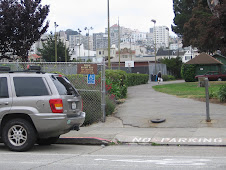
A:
[31,112,86,138]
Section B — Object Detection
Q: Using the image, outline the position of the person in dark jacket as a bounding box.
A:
[157,71,162,84]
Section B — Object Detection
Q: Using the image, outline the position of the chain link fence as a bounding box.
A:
[0,62,107,125]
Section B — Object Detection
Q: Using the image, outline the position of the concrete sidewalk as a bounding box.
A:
[58,80,226,146]
[58,116,226,146]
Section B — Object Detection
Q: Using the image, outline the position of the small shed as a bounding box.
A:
[185,52,223,75]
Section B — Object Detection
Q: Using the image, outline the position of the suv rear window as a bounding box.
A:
[14,77,49,97]
[0,77,9,98]
[51,75,79,96]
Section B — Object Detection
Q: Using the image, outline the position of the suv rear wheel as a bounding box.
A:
[2,118,37,152]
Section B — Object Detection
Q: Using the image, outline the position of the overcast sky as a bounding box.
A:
[41,0,176,36]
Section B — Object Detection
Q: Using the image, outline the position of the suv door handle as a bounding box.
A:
[4,102,9,105]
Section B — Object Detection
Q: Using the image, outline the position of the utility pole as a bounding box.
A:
[118,17,121,70]
[78,28,82,60]
[151,19,157,75]
[107,0,111,69]
[65,40,67,62]
[130,35,132,61]
[165,27,170,59]
[84,27,93,61]
[54,22,59,62]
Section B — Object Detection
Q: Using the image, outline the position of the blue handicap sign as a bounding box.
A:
[87,74,95,84]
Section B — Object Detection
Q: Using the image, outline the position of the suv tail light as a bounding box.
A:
[49,99,63,113]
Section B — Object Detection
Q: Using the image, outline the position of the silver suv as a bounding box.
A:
[0,66,85,151]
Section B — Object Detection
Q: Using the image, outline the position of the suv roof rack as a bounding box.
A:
[0,65,45,74]
[8,70,46,74]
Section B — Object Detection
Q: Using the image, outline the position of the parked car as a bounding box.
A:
[0,66,85,151]
[195,71,226,81]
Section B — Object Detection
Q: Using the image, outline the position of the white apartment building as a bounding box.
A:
[150,26,169,48]
[69,35,80,48]
[69,34,93,51]
[70,44,96,61]
[96,47,116,61]
[29,34,49,56]
[121,29,147,44]
[29,31,69,55]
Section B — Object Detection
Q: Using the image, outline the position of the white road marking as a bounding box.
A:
[94,158,212,166]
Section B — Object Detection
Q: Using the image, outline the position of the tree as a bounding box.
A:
[172,0,198,37]
[183,0,217,53]
[172,0,226,56]
[160,57,182,78]
[38,34,71,62]
[0,0,49,61]
[212,0,226,55]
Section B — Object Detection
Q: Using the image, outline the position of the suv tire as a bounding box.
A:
[2,118,37,152]
[37,136,59,145]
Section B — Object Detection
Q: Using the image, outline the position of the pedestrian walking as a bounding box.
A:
[157,71,162,84]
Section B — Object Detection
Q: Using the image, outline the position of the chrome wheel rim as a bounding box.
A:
[8,125,27,146]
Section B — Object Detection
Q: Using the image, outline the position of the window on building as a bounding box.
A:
[185,56,192,60]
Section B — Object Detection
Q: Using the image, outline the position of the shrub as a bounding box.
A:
[218,85,226,102]
[105,94,116,116]
[80,91,116,125]
[161,75,176,81]
[127,73,149,86]
[181,64,196,82]
[105,69,128,99]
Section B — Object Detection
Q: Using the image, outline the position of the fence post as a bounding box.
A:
[101,58,106,122]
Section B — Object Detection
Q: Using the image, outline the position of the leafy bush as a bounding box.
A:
[127,73,149,86]
[79,91,116,125]
[105,69,128,99]
[218,85,226,102]
[160,56,182,78]
[181,64,196,82]
[162,75,176,81]
[105,94,116,116]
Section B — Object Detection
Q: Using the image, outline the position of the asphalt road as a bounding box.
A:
[0,144,226,170]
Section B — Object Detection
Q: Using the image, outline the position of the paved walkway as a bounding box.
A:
[116,80,226,128]
[59,80,226,146]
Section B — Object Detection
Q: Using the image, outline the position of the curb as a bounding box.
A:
[57,137,112,145]
[119,142,226,147]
